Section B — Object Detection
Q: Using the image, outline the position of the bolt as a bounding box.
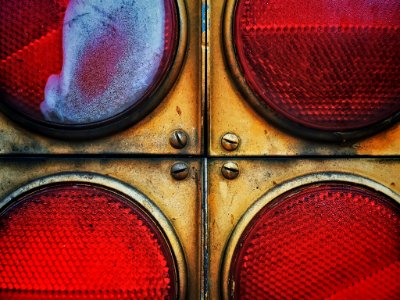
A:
[221,162,239,180]
[170,130,188,149]
[171,162,189,180]
[221,133,240,151]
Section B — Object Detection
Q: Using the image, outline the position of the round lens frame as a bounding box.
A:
[223,0,400,142]
[0,172,187,299]
[221,172,400,299]
[0,0,187,140]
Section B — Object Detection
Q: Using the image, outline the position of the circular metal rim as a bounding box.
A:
[0,172,187,299]
[222,0,400,143]
[221,172,400,300]
[0,0,188,140]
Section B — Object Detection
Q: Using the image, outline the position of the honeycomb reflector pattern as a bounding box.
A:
[229,183,400,299]
[234,0,400,131]
[0,0,66,118]
[0,183,177,299]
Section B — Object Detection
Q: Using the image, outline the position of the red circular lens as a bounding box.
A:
[0,0,178,125]
[234,0,400,131]
[0,183,178,299]
[229,183,400,299]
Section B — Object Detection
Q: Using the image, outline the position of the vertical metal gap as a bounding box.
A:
[201,1,210,299]
[201,157,209,300]
[202,0,210,157]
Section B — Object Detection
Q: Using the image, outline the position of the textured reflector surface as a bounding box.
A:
[229,183,400,299]
[0,183,177,299]
[0,0,178,125]
[234,0,400,131]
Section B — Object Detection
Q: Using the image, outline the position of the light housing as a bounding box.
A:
[208,0,400,156]
[0,0,182,139]
[0,0,201,156]
[208,159,400,300]
[226,181,400,299]
[227,0,400,141]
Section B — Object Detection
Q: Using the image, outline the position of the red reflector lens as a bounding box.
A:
[0,184,177,299]
[0,0,178,125]
[229,183,400,299]
[234,0,400,131]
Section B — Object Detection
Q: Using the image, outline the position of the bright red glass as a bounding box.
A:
[0,0,178,125]
[229,183,400,299]
[234,0,400,131]
[0,184,177,299]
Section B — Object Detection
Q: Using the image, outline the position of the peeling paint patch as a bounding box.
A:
[176,106,182,116]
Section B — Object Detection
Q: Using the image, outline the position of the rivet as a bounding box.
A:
[221,133,240,151]
[221,162,239,180]
[170,130,188,149]
[171,162,189,180]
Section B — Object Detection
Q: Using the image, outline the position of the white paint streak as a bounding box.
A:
[219,181,229,200]
[41,0,165,124]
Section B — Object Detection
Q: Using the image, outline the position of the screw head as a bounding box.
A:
[171,162,189,180]
[221,162,240,180]
[170,130,188,149]
[221,133,240,151]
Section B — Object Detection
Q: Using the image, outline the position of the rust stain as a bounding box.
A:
[176,105,182,116]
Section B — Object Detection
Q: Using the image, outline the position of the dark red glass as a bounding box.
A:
[0,183,177,299]
[229,183,400,299]
[0,0,178,125]
[234,0,400,131]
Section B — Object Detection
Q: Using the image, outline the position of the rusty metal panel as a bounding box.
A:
[0,158,203,299]
[0,0,203,155]
[208,158,400,299]
[208,0,400,156]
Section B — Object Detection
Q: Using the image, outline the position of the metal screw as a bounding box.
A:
[170,130,188,149]
[221,162,240,180]
[221,133,240,151]
[171,162,189,180]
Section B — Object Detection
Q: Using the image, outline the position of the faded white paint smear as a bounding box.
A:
[41,0,165,124]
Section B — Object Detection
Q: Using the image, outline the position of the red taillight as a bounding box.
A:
[0,0,66,120]
[229,183,400,299]
[0,183,178,299]
[0,0,178,125]
[233,0,400,132]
